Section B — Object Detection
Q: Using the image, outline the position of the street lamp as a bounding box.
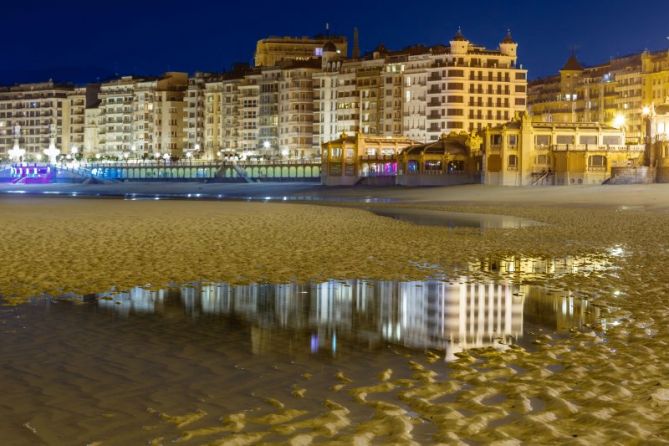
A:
[8,141,25,163]
[613,114,626,130]
[44,141,61,165]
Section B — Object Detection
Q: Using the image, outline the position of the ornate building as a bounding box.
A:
[482,113,644,186]
[528,49,669,143]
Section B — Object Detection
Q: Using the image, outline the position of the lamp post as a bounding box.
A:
[44,140,61,165]
[8,141,25,163]
[8,125,25,163]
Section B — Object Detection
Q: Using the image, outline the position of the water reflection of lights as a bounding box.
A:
[608,245,626,257]
[94,277,609,359]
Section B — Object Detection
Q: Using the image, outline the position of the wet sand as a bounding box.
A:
[1,185,669,443]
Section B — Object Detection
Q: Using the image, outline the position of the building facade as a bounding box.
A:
[255,35,347,67]
[483,113,644,186]
[96,72,187,158]
[529,50,669,143]
[1,30,528,163]
[312,30,527,153]
[0,81,73,161]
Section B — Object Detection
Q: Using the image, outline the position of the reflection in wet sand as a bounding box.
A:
[0,254,616,445]
[97,254,611,359]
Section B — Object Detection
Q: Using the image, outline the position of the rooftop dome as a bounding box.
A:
[322,41,337,52]
[561,53,584,71]
[502,29,515,44]
[452,27,467,42]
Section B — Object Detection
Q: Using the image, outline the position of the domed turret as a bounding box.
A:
[323,41,337,53]
[499,29,518,58]
[561,52,584,72]
[450,27,469,55]
[321,41,342,71]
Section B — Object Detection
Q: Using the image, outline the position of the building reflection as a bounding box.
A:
[96,255,610,356]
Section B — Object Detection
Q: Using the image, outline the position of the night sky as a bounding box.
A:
[3,0,669,85]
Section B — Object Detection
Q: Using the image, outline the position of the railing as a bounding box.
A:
[550,144,645,152]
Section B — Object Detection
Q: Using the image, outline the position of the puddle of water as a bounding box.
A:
[368,207,542,230]
[86,277,609,359]
[0,254,616,445]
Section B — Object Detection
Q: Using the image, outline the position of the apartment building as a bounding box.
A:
[528,50,669,142]
[255,35,347,67]
[278,59,320,158]
[183,72,213,155]
[0,81,75,160]
[312,30,528,151]
[96,72,187,158]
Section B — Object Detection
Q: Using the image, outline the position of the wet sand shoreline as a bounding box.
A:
[2,183,669,444]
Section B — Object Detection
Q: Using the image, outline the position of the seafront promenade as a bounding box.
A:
[3,181,669,210]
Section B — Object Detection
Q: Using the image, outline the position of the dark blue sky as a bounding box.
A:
[3,0,669,85]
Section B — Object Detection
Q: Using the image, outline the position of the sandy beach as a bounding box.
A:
[1,183,669,444]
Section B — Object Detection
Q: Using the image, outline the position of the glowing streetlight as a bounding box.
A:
[642,106,651,116]
[95,153,101,160]
[613,114,626,129]
[263,140,271,150]
[71,146,79,155]
[8,141,25,163]
[44,141,61,164]
[186,152,193,159]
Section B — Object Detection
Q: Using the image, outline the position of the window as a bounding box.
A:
[515,98,526,106]
[535,154,548,164]
[515,85,526,93]
[603,135,622,146]
[508,154,518,169]
[447,121,463,129]
[556,135,575,145]
[508,135,518,148]
[515,73,527,80]
[447,83,464,90]
[448,70,464,77]
[579,135,598,145]
[447,96,464,103]
[425,160,442,171]
[589,155,606,168]
[491,134,502,146]
[447,109,463,116]
[536,135,551,147]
